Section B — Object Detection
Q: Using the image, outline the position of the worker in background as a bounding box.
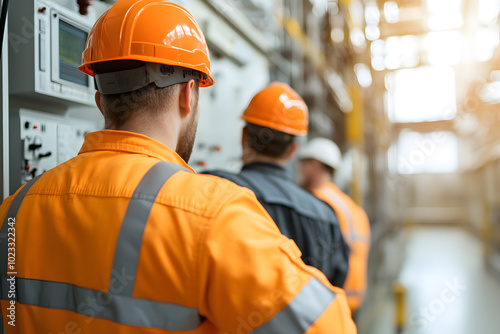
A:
[298,138,371,316]
[0,1,356,333]
[205,82,350,288]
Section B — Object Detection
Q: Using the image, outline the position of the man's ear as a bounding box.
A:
[178,79,196,117]
[284,141,299,161]
[95,91,104,116]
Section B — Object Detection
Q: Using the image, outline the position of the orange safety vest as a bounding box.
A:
[0,130,356,333]
[313,182,371,314]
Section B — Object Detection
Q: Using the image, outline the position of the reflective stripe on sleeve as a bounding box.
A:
[16,277,204,330]
[111,161,188,297]
[251,278,336,334]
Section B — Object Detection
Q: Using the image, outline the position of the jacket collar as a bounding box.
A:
[79,130,195,172]
[242,161,291,181]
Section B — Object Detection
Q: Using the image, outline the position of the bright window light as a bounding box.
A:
[372,57,386,71]
[425,31,462,66]
[385,56,401,70]
[310,0,328,17]
[426,0,463,30]
[478,0,500,25]
[365,25,381,41]
[480,82,500,104]
[475,27,499,62]
[329,2,339,16]
[384,1,399,23]
[371,39,386,71]
[427,0,462,14]
[371,39,386,55]
[387,66,457,123]
[428,12,463,31]
[331,27,344,43]
[385,73,394,90]
[399,36,420,67]
[365,1,380,26]
[383,35,420,70]
[349,0,365,27]
[491,70,500,82]
[350,28,367,49]
[385,37,402,69]
[391,130,459,174]
[354,63,372,87]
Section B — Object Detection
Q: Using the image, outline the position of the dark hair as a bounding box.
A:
[98,83,180,128]
[321,163,336,177]
[246,123,296,158]
[93,60,196,128]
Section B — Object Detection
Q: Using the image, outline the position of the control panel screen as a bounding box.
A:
[59,20,88,87]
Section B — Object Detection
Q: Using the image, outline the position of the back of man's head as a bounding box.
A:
[93,61,186,128]
[245,123,296,159]
[78,0,213,129]
[298,138,342,190]
[241,82,309,164]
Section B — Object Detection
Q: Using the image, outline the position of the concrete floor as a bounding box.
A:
[358,227,500,334]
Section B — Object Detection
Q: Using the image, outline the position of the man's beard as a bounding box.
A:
[176,97,199,163]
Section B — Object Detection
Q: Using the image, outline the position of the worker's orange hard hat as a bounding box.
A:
[78,0,214,87]
[242,82,309,136]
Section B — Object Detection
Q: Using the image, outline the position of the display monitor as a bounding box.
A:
[58,19,88,87]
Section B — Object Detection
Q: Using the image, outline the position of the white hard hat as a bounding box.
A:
[299,137,342,170]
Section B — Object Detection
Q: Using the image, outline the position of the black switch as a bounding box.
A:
[29,143,42,150]
[38,152,52,159]
[24,121,30,129]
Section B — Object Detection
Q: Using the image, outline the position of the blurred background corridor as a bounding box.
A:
[185,0,500,332]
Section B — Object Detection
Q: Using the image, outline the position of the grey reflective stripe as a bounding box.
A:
[322,187,369,243]
[16,277,203,330]
[111,161,188,296]
[0,175,42,299]
[251,278,336,334]
[0,162,202,331]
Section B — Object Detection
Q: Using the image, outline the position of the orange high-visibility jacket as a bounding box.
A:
[313,182,371,314]
[0,131,356,333]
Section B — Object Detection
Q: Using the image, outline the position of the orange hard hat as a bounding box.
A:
[78,0,214,87]
[241,82,309,136]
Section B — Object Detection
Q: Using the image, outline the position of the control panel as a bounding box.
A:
[20,117,58,182]
[9,0,95,106]
[10,109,99,192]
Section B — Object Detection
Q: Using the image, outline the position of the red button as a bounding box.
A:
[33,125,38,129]
[38,7,46,13]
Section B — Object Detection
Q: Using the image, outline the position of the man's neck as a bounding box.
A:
[243,153,288,167]
[307,172,333,192]
[109,114,180,151]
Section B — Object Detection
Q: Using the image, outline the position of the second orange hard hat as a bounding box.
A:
[242,82,309,136]
[78,0,214,87]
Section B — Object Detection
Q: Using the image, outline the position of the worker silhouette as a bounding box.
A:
[299,138,371,316]
[0,1,356,333]
[205,82,350,289]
